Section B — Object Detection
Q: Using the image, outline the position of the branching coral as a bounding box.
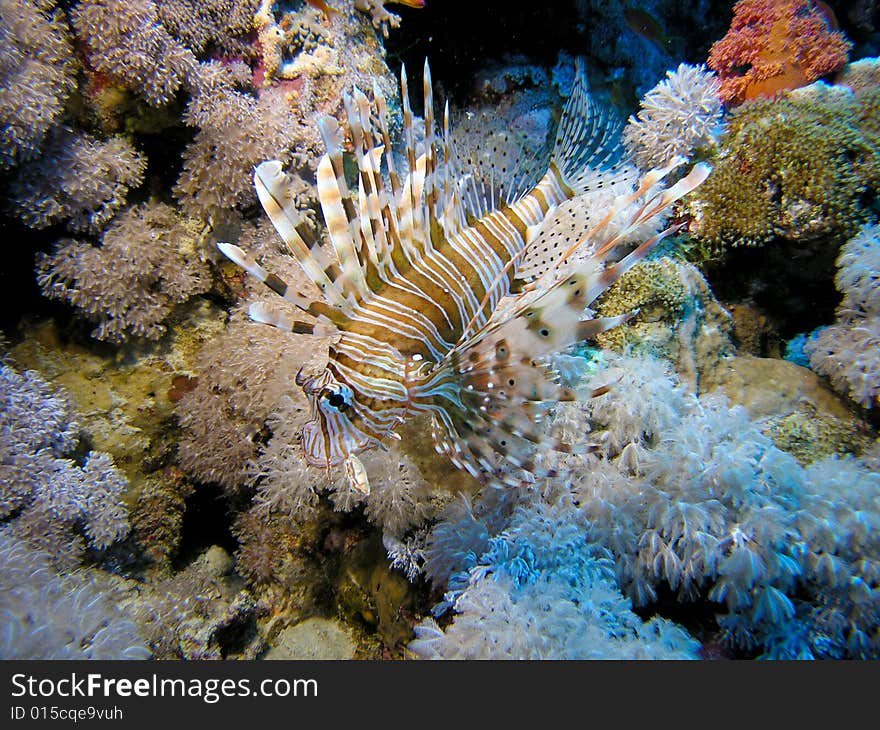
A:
[575,356,880,656]
[0,531,150,659]
[71,0,198,107]
[9,127,147,233]
[622,63,724,170]
[175,317,312,492]
[355,0,423,38]
[707,0,852,106]
[0,0,75,170]
[688,83,880,252]
[423,352,880,658]
[174,63,300,218]
[803,224,880,409]
[411,499,700,659]
[156,0,260,57]
[36,202,211,342]
[0,363,130,564]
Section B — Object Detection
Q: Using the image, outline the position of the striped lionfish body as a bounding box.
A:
[219,60,710,493]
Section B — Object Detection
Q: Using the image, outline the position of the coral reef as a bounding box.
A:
[129,544,266,659]
[707,0,852,106]
[9,127,147,233]
[622,63,724,170]
[591,254,734,391]
[0,0,75,170]
[336,533,419,651]
[355,0,422,38]
[174,62,303,219]
[231,503,326,600]
[7,310,221,499]
[712,354,857,425]
[36,202,211,342]
[411,498,700,659]
[762,407,871,465]
[156,0,260,57]
[423,352,880,658]
[251,0,398,157]
[0,362,130,563]
[0,531,150,659]
[688,82,880,252]
[71,0,198,107]
[130,470,194,570]
[175,314,308,491]
[803,224,880,409]
[0,0,877,664]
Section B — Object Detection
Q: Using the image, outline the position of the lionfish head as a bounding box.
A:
[296,367,373,472]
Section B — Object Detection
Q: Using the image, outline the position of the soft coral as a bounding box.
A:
[708,0,851,106]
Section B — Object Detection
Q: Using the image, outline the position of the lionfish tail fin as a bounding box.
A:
[550,57,624,195]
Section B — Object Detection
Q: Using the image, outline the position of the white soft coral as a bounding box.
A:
[804,224,880,409]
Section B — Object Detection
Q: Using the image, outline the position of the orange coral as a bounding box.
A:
[708,0,851,106]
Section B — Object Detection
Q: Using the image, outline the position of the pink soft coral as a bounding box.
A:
[708,0,851,106]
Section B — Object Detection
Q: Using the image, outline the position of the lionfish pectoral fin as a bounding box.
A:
[247,301,338,337]
[251,162,354,314]
[431,405,562,487]
[344,454,370,495]
[437,156,710,481]
[550,57,624,196]
[474,162,713,357]
[430,318,605,483]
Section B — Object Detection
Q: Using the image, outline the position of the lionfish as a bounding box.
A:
[219,60,709,494]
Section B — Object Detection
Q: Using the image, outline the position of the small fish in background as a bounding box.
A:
[306,0,427,21]
[624,8,682,55]
[304,0,340,19]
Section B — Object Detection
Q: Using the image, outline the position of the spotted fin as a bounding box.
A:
[516,157,707,285]
[550,58,625,195]
[430,160,711,480]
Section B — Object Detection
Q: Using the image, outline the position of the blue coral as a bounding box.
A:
[0,531,149,659]
[411,498,701,659]
[0,362,130,559]
[420,352,880,659]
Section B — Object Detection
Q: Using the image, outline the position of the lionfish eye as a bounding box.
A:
[325,391,348,411]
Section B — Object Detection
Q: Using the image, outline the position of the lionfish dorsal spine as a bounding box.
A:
[316,116,373,304]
